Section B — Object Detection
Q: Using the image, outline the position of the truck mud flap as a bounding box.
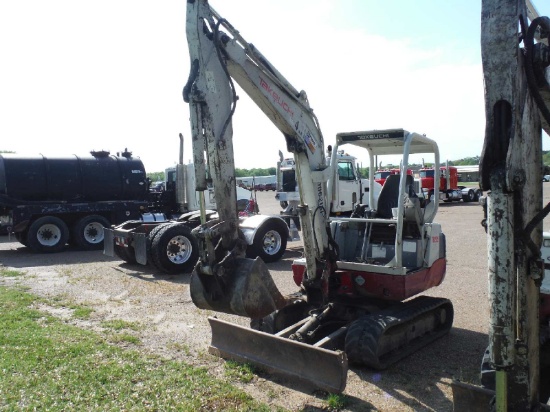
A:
[208,317,348,393]
[103,228,114,257]
[134,233,148,265]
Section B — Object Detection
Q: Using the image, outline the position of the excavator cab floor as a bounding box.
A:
[190,257,286,319]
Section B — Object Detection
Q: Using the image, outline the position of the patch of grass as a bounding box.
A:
[101,319,141,331]
[224,360,256,383]
[108,332,140,345]
[0,286,275,411]
[69,304,93,319]
[0,268,25,277]
[326,393,349,410]
[168,341,192,355]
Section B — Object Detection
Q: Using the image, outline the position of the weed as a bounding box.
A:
[101,319,141,331]
[0,268,25,277]
[70,305,93,319]
[109,333,140,345]
[326,393,349,410]
[168,342,192,355]
[224,360,256,383]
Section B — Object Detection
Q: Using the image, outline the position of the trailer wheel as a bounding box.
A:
[113,244,137,264]
[72,215,111,250]
[150,223,199,274]
[246,220,287,263]
[27,216,69,253]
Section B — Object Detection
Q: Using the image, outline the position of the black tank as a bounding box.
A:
[0,151,147,202]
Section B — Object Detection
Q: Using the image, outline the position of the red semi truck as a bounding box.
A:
[374,168,413,186]
[419,165,482,203]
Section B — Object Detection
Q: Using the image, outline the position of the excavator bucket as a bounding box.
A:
[190,257,286,319]
[208,317,348,393]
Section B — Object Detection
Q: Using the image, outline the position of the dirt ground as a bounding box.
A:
[1,188,547,411]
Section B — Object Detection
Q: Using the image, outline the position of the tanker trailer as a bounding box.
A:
[0,149,150,253]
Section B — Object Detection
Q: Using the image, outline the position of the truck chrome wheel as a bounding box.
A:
[262,229,282,256]
[246,220,288,263]
[166,235,193,264]
[150,223,199,274]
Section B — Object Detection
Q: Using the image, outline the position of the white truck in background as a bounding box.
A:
[276,148,382,234]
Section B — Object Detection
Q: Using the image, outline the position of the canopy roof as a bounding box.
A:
[335,129,439,156]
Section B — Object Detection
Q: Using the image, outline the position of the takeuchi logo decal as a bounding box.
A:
[259,76,294,118]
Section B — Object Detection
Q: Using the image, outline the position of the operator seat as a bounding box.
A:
[376,174,424,225]
[376,174,400,218]
[403,174,424,227]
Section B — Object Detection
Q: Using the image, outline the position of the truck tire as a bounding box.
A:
[246,220,287,263]
[150,223,199,274]
[27,216,69,253]
[146,223,172,270]
[113,244,137,264]
[463,189,475,203]
[71,215,111,250]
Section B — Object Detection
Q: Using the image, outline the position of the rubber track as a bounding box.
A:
[345,296,453,369]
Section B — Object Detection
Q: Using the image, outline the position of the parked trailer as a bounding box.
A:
[0,150,149,252]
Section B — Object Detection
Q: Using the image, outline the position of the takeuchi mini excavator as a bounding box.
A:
[184,0,453,392]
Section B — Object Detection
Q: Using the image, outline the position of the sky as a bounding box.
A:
[1,1,549,172]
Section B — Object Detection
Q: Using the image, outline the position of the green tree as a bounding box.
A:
[235,167,276,177]
[147,172,164,182]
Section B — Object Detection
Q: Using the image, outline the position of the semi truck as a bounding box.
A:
[418,164,482,203]
[374,167,412,186]
[103,136,289,274]
[276,149,382,223]
[0,149,151,253]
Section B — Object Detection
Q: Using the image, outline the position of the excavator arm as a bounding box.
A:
[184,0,335,318]
[453,0,550,409]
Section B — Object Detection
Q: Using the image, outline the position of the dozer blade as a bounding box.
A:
[208,317,348,393]
[190,257,286,319]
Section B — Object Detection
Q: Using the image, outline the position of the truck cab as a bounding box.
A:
[328,150,381,215]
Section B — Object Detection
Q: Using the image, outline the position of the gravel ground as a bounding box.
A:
[1,188,548,411]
